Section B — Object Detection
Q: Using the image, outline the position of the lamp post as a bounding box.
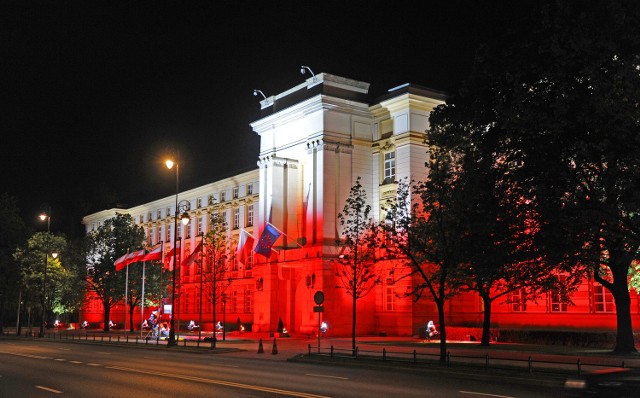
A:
[39,209,51,338]
[165,158,191,346]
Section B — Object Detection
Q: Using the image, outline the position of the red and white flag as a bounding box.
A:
[164,239,182,271]
[142,244,163,262]
[114,253,128,271]
[126,249,146,266]
[184,241,203,267]
[236,229,255,266]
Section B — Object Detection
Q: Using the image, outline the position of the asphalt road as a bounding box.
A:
[0,339,562,397]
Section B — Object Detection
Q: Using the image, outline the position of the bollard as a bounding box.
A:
[355,347,359,359]
[577,359,581,375]
[485,354,489,368]
[447,351,451,367]
[383,348,387,361]
[528,356,533,374]
[272,338,278,355]
[258,338,264,353]
[622,360,625,369]
[331,345,334,357]
[413,349,417,363]
[308,344,312,357]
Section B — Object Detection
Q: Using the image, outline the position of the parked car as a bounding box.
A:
[564,368,640,397]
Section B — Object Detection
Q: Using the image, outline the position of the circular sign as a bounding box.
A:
[314,291,325,305]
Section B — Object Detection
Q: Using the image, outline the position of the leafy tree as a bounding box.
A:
[0,193,27,334]
[437,0,640,353]
[384,154,467,363]
[84,214,146,332]
[14,232,67,332]
[336,177,381,353]
[428,103,579,346]
[202,211,231,348]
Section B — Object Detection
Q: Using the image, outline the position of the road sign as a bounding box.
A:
[314,291,324,305]
[313,306,324,312]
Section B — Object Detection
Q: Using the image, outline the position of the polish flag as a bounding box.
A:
[114,253,128,271]
[142,245,163,262]
[236,229,255,266]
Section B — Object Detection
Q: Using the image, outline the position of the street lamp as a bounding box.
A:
[166,158,191,346]
[39,209,51,338]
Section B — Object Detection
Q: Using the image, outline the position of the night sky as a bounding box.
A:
[2,1,535,236]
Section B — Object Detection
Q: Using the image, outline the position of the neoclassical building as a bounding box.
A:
[81,72,639,337]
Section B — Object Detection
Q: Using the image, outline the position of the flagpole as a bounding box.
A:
[140,261,145,338]
[124,264,129,334]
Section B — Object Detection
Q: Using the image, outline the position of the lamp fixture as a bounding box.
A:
[253,89,267,100]
[300,65,316,81]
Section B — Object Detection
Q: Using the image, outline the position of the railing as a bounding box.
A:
[306,344,635,376]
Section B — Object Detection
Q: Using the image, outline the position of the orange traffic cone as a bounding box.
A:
[272,338,278,355]
[258,338,264,353]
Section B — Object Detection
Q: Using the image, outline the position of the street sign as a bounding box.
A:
[314,291,324,305]
[313,306,324,312]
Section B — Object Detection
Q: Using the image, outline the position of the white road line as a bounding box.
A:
[95,351,111,355]
[57,348,71,351]
[36,385,62,394]
[87,363,101,366]
[69,361,82,364]
[459,391,516,398]
[304,374,348,380]
[54,358,66,362]
[107,365,331,398]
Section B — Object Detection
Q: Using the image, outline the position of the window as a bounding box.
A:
[220,191,226,202]
[156,228,161,244]
[167,207,172,217]
[246,251,254,270]
[244,290,252,313]
[157,209,161,219]
[177,224,182,239]
[148,212,152,221]
[594,284,614,312]
[233,187,239,199]
[184,293,189,313]
[550,276,567,312]
[247,205,254,227]
[232,291,238,313]
[383,152,396,183]
[510,289,527,312]
[165,225,171,241]
[385,287,395,311]
[139,215,144,224]
[247,183,253,195]
[197,198,202,208]
[208,194,215,205]
[234,208,240,229]
[197,216,203,235]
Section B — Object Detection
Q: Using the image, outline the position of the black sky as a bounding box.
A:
[1,1,536,236]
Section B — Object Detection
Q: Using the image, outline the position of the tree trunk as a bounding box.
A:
[129,305,135,333]
[351,286,357,355]
[611,270,636,354]
[437,299,447,363]
[481,294,492,347]
[103,301,111,332]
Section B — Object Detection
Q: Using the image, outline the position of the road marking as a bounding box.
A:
[54,358,66,362]
[304,374,348,380]
[107,365,331,398]
[36,386,62,394]
[459,392,515,398]
[96,351,111,355]
[57,348,71,351]
[69,361,82,364]
[87,363,101,366]
[0,350,50,360]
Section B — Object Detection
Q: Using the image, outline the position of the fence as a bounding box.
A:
[307,344,636,376]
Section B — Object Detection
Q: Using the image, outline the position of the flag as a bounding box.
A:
[236,229,255,265]
[254,223,281,258]
[142,244,163,262]
[184,241,203,267]
[165,239,181,271]
[114,253,128,271]
[126,249,146,266]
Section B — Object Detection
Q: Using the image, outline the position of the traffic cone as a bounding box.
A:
[258,338,264,353]
[272,338,278,355]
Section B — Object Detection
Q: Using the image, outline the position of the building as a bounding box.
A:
[81,72,640,338]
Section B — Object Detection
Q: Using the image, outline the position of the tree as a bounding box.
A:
[336,177,381,353]
[85,213,146,332]
[14,232,67,331]
[202,211,231,348]
[384,155,467,363]
[428,104,579,346]
[437,0,640,353]
[0,193,27,334]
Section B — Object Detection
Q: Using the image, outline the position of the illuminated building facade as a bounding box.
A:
[81,73,640,337]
